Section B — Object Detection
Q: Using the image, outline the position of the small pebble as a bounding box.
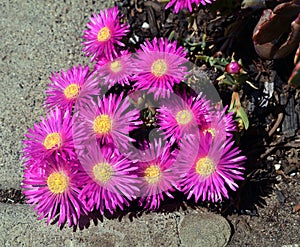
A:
[290,173,296,177]
[129,37,136,44]
[141,22,150,29]
[275,190,285,203]
[133,34,139,42]
[274,164,281,170]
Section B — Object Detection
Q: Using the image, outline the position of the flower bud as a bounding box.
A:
[225,61,242,74]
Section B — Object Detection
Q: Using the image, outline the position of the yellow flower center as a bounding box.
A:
[203,128,216,138]
[93,162,114,183]
[47,171,69,194]
[93,114,112,135]
[175,110,193,125]
[144,165,161,184]
[110,60,122,73]
[195,157,216,177]
[43,132,62,150]
[64,83,80,99]
[151,59,168,77]
[97,27,111,42]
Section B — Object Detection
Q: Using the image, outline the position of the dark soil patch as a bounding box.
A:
[0,188,25,204]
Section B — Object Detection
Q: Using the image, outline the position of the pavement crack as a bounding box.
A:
[174,214,182,246]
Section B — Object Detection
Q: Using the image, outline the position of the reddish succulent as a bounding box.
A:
[253,0,300,59]
[288,61,300,88]
[288,42,300,88]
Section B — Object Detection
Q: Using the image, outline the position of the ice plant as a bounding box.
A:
[78,145,138,214]
[82,6,130,62]
[135,138,180,210]
[22,156,85,227]
[201,106,237,140]
[252,1,300,59]
[73,93,141,151]
[45,65,99,112]
[177,133,246,202]
[94,50,134,87]
[21,5,249,227]
[22,108,75,164]
[157,93,211,142]
[133,37,188,99]
[165,0,216,13]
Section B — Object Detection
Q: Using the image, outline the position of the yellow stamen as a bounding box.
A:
[151,59,168,77]
[195,157,215,177]
[93,162,114,183]
[175,110,192,125]
[144,165,161,184]
[93,114,112,135]
[47,171,69,194]
[203,128,216,138]
[43,132,62,150]
[110,60,122,73]
[64,83,80,99]
[97,27,111,42]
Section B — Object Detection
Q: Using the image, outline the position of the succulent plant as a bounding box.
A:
[288,43,300,88]
[294,42,300,64]
[252,0,300,59]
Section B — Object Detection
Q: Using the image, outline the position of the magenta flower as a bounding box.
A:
[198,0,216,6]
[22,108,75,164]
[73,93,141,151]
[135,138,180,210]
[177,133,246,202]
[78,145,138,214]
[165,0,215,13]
[22,156,86,227]
[157,93,211,142]
[201,106,237,140]
[94,50,134,87]
[133,37,188,99]
[45,65,100,112]
[82,7,130,62]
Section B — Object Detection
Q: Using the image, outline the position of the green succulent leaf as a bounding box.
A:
[224,73,235,84]
[168,30,175,41]
[218,78,234,86]
[236,107,249,130]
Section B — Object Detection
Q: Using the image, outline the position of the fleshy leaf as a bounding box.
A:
[294,43,300,64]
[288,60,300,88]
[252,0,300,59]
[236,107,249,130]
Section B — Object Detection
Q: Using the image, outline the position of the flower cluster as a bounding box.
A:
[22,6,246,227]
[165,0,216,13]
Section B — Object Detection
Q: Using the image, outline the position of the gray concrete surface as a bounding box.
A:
[0,0,112,189]
[0,204,179,246]
[0,203,231,247]
[0,203,180,247]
